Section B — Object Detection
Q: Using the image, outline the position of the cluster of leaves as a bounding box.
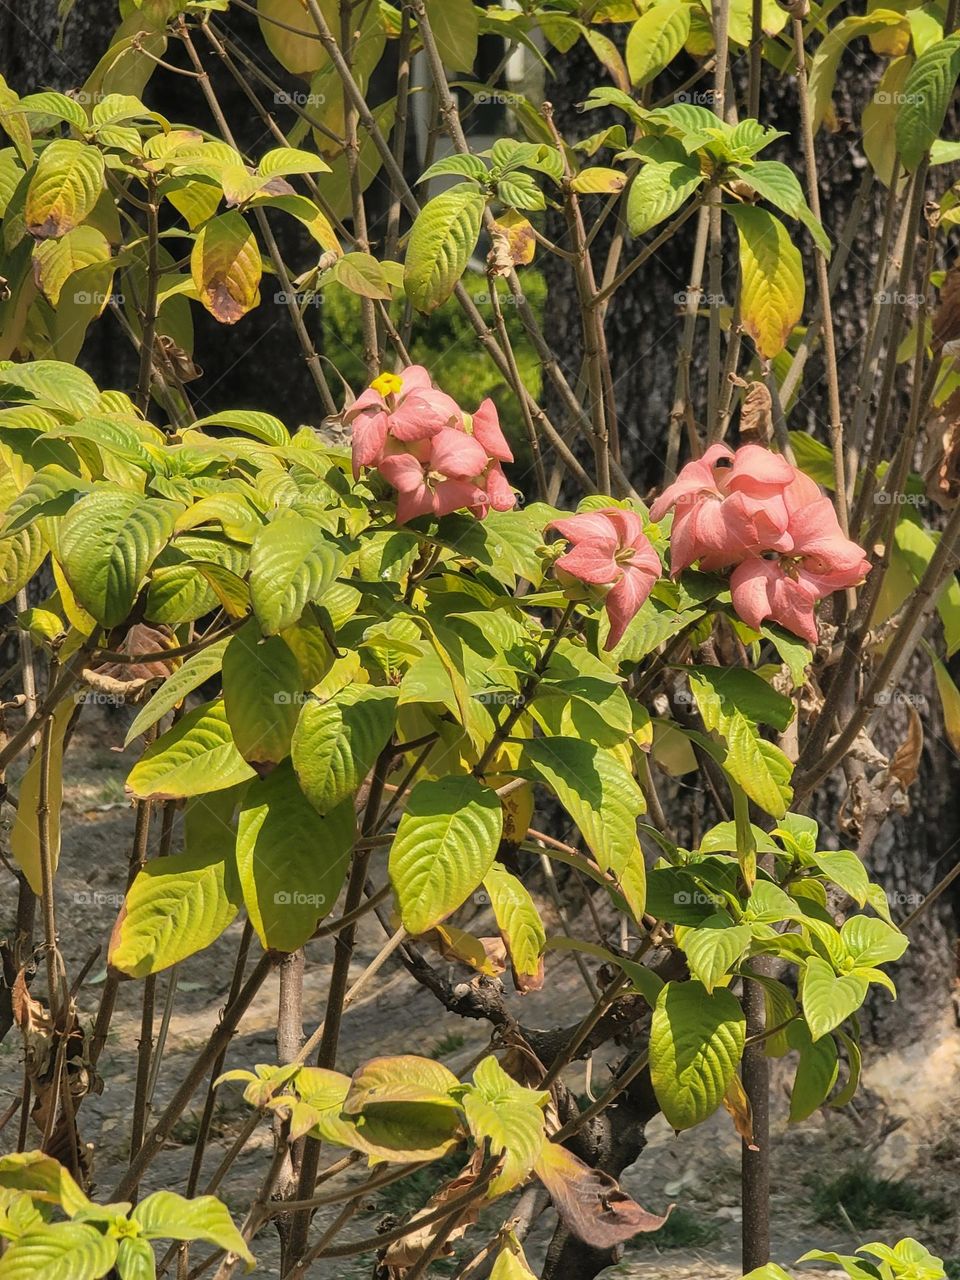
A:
[0,1150,253,1279]
[2,0,960,1273]
[0,354,911,1262]
[748,1237,948,1280]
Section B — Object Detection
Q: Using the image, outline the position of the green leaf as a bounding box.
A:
[236,760,354,950]
[688,674,794,817]
[0,360,99,416]
[109,848,241,978]
[0,477,46,606]
[731,160,830,256]
[404,183,486,314]
[0,1221,118,1280]
[897,33,960,171]
[32,225,113,305]
[58,490,180,627]
[222,623,302,765]
[863,57,912,186]
[124,637,230,747]
[132,1191,253,1264]
[807,11,907,132]
[192,409,288,446]
[625,0,691,88]
[490,1242,537,1280]
[127,700,256,800]
[332,1057,462,1161]
[388,775,502,935]
[626,158,703,236]
[727,205,805,359]
[570,166,627,195]
[115,1237,156,1280]
[649,980,747,1130]
[801,955,868,1040]
[787,1021,839,1122]
[686,666,794,731]
[419,154,489,184]
[14,91,89,130]
[249,511,344,634]
[425,0,479,70]
[810,850,869,906]
[460,1055,547,1196]
[840,915,908,967]
[292,684,397,816]
[25,140,106,240]
[522,737,646,919]
[190,210,261,324]
[482,862,546,990]
[679,913,752,993]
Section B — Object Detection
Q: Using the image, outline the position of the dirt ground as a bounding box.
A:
[2,707,959,1278]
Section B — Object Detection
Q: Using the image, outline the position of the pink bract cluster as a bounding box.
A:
[650,443,871,644]
[548,509,662,650]
[346,366,516,524]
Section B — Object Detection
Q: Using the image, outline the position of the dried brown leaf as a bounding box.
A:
[534,1142,671,1248]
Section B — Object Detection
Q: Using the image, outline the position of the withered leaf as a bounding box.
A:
[381,1163,483,1269]
[934,262,960,350]
[738,380,773,445]
[534,1142,671,1248]
[722,1072,757,1149]
[922,389,960,510]
[889,702,923,790]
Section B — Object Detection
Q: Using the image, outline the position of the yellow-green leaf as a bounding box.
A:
[25,140,106,240]
[190,210,261,324]
[404,183,485,314]
[625,0,691,88]
[730,205,805,359]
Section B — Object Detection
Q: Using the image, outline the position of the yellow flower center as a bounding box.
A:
[371,371,404,397]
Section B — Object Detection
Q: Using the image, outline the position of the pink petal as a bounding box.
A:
[548,511,620,552]
[604,562,657,649]
[555,542,620,586]
[433,477,487,517]
[726,445,796,496]
[344,387,386,424]
[398,365,433,395]
[649,456,723,523]
[484,462,516,511]
[471,398,513,463]
[378,452,427,495]
[602,507,644,548]
[730,559,779,631]
[351,412,388,477]
[429,427,490,480]
[390,389,461,440]
[395,486,437,523]
[688,500,752,571]
[769,575,821,644]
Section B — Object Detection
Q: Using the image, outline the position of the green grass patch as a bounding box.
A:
[807,1163,948,1231]
[629,1206,721,1250]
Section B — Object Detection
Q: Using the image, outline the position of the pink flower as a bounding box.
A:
[548,508,662,649]
[650,443,796,573]
[468,398,514,463]
[729,472,871,643]
[346,367,461,477]
[349,371,518,523]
